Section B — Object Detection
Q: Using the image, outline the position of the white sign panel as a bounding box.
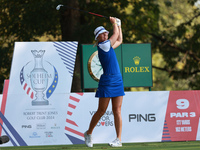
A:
[64,91,169,144]
[1,42,78,146]
[122,91,169,143]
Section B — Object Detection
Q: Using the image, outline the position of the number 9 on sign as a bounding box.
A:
[176,99,189,109]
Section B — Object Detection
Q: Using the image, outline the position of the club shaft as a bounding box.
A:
[60,5,109,19]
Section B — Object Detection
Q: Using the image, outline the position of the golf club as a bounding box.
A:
[56,4,109,19]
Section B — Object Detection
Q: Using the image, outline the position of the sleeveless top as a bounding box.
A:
[95,40,125,98]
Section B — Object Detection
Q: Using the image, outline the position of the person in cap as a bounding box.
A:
[84,16,124,147]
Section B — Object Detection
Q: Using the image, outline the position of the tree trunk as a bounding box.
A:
[60,0,82,92]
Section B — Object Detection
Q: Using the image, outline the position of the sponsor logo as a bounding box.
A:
[133,56,141,65]
[29,132,40,138]
[124,56,150,73]
[51,123,60,129]
[22,125,32,128]
[36,123,46,129]
[90,111,114,127]
[125,66,150,73]
[129,113,156,122]
[45,132,53,137]
[19,50,58,106]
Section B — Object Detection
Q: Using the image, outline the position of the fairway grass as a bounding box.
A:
[0,141,200,150]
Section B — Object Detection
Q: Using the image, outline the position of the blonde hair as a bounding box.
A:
[93,40,98,47]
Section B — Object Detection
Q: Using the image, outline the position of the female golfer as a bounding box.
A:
[84,16,125,147]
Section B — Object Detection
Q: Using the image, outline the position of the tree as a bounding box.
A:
[0,0,62,92]
[125,0,200,90]
[0,0,129,92]
[1,0,200,92]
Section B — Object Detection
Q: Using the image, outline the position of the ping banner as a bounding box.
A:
[64,91,200,144]
[64,91,169,144]
[0,42,78,146]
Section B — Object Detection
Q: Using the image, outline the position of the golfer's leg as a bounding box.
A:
[87,97,110,134]
[112,96,123,141]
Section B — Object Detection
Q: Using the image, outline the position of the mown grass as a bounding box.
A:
[1,141,200,150]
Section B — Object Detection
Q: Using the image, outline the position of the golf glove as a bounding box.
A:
[116,18,121,26]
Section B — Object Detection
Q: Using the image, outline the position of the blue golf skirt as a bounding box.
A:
[95,73,125,98]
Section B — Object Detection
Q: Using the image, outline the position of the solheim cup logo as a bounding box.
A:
[20,50,59,106]
[31,50,48,106]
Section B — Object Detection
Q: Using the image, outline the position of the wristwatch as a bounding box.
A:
[88,51,103,82]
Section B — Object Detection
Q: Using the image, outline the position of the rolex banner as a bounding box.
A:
[0,42,78,146]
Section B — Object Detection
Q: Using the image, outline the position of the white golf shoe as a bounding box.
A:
[84,131,93,147]
[108,138,122,147]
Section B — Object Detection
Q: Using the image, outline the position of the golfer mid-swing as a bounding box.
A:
[84,16,125,147]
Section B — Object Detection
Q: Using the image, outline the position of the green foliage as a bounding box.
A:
[154,0,200,89]
[0,0,62,92]
[0,141,200,150]
[126,0,200,90]
[1,0,200,92]
[76,0,129,43]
